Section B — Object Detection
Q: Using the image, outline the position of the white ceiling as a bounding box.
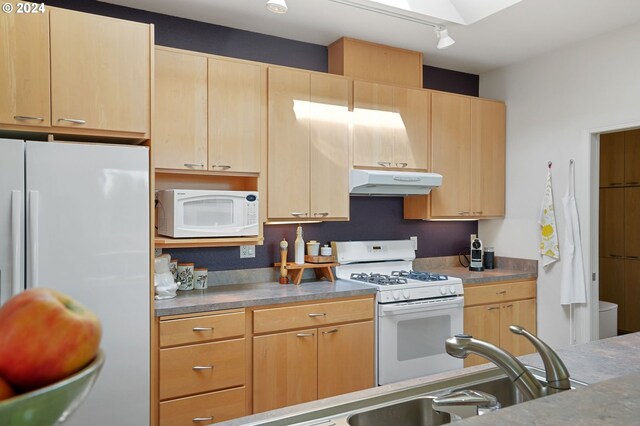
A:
[100,0,640,74]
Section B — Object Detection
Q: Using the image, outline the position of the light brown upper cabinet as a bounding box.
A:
[50,8,150,137]
[267,67,350,221]
[352,81,429,171]
[0,9,51,128]
[1,7,152,139]
[154,47,265,172]
[404,92,506,219]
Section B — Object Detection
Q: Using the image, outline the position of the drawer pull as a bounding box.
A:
[496,290,507,295]
[184,163,205,168]
[503,304,513,308]
[396,162,408,168]
[192,327,213,331]
[192,417,214,422]
[297,333,315,337]
[378,161,391,167]
[291,212,309,217]
[487,307,500,311]
[57,117,86,125]
[628,256,639,259]
[192,365,214,370]
[628,181,640,185]
[14,115,45,121]
[308,313,326,317]
[472,211,483,214]
[457,211,470,215]
[322,329,339,335]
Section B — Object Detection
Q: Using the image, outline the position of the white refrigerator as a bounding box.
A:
[0,139,150,425]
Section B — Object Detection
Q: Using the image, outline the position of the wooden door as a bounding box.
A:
[309,73,350,220]
[50,8,150,135]
[209,58,265,173]
[317,321,374,399]
[153,48,207,170]
[431,92,471,217]
[625,129,640,185]
[0,9,50,128]
[625,188,640,259]
[500,299,536,357]
[470,98,506,217]
[267,67,311,220]
[352,81,394,168]
[393,87,429,170]
[599,188,625,258]
[624,259,640,332]
[463,304,500,367]
[252,329,317,413]
[600,132,625,187]
[599,257,625,331]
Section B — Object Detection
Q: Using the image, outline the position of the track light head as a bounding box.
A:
[435,27,455,49]
[266,0,288,14]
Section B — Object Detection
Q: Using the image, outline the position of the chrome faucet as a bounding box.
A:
[445,325,571,401]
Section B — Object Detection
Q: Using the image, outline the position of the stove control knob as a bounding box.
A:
[393,291,401,301]
[448,286,456,295]
[440,286,447,296]
[403,290,411,299]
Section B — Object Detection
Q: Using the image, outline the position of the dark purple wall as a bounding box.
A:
[48,0,480,271]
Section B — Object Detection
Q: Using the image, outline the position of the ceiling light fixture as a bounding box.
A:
[328,0,455,49]
[266,0,288,14]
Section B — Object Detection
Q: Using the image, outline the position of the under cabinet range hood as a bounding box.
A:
[349,169,443,196]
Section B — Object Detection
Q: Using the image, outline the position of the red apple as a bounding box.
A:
[0,288,101,391]
[0,375,15,401]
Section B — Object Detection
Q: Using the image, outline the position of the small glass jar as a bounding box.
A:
[484,247,495,270]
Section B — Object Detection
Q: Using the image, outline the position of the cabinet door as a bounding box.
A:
[353,81,394,168]
[625,188,640,259]
[318,321,374,399]
[600,132,625,187]
[463,304,500,367]
[209,58,265,173]
[625,129,640,185]
[0,10,50,127]
[267,67,311,220]
[253,329,317,413]
[599,188,625,258]
[431,92,471,217]
[50,8,150,135]
[309,73,350,220]
[153,49,207,170]
[500,299,536,357]
[471,98,506,217]
[624,259,640,332]
[599,257,625,331]
[393,87,429,170]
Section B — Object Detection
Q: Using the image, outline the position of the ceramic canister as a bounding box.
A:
[177,262,195,290]
[194,268,208,290]
[169,258,179,281]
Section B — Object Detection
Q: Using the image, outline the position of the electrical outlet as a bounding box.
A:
[240,245,255,258]
[410,236,418,250]
[154,248,162,257]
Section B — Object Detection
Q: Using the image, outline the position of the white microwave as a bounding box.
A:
[157,190,259,238]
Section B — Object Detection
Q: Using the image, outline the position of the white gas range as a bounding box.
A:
[334,240,464,385]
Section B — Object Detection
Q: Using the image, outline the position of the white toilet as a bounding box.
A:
[599,301,618,339]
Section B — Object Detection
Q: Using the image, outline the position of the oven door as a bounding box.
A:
[378,296,464,385]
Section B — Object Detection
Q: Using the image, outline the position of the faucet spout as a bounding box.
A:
[445,334,545,401]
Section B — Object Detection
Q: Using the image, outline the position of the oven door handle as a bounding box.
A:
[379,296,464,315]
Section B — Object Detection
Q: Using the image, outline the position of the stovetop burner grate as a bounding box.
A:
[391,270,449,282]
[349,272,408,286]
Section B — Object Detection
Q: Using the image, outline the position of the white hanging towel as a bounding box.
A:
[538,166,560,268]
[560,160,587,305]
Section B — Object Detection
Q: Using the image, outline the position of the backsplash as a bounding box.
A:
[166,197,478,271]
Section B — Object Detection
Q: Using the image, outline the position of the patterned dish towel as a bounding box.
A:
[538,168,560,268]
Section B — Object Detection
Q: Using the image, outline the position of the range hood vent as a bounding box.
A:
[349,169,442,196]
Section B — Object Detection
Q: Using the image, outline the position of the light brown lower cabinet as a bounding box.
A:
[463,280,537,367]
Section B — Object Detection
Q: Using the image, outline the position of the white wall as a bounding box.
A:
[478,21,640,348]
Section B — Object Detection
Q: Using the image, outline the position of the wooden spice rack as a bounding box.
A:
[274,262,339,285]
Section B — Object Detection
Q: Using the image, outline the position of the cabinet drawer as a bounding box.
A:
[159,338,245,400]
[253,298,374,334]
[160,311,245,347]
[464,281,536,307]
[159,387,246,426]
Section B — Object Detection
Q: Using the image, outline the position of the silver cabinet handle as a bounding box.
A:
[192,365,214,370]
[308,313,326,317]
[14,115,45,121]
[192,417,214,422]
[322,329,338,335]
[184,163,205,168]
[215,165,232,169]
[296,333,315,337]
[487,306,500,311]
[396,162,408,168]
[496,290,507,295]
[472,211,483,214]
[313,212,329,217]
[291,212,309,217]
[377,161,391,167]
[503,304,513,308]
[457,211,470,215]
[57,118,86,125]
[192,327,213,331]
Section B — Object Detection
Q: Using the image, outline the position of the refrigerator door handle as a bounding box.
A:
[28,190,39,289]
[11,190,22,296]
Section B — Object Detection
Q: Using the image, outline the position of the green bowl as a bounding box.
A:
[0,350,104,426]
